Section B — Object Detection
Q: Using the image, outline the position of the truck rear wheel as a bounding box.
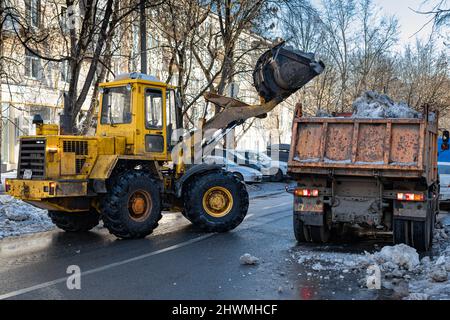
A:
[394,218,431,251]
[183,171,248,232]
[48,210,100,232]
[293,215,310,242]
[101,170,162,239]
[310,225,330,243]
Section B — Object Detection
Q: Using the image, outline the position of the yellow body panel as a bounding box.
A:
[97,79,170,161]
[90,155,119,179]
[6,179,88,200]
[60,152,76,175]
[36,124,59,135]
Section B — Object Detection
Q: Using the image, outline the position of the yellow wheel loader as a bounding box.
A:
[5,43,324,239]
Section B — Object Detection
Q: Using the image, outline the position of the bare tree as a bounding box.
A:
[9,0,164,134]
[351,0,398,98]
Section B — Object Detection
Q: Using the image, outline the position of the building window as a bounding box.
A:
[25,49,40,79]
[60,60,71,82]
[25,0,41,28]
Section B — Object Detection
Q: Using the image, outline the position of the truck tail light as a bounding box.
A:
[49,182,56,195]
[397,193,425,201]
[5,180,11,193]
[294,188,319,197]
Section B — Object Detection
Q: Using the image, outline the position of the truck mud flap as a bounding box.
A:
[294,211,324,226]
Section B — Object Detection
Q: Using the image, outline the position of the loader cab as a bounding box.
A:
[97,73,182,160]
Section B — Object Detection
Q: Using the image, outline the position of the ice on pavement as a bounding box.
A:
[0,195,53,239]
[352,91,421,119]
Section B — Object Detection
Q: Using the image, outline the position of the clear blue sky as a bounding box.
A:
[375,0,434,46]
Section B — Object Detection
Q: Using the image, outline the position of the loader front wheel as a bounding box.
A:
[101,171,162,239]
[183,171,248,232]
[48,210,100,232]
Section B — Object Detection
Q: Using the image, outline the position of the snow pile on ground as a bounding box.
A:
[364,243,420,271]
[0,195,53,239]
[352,91,420,119]
[295,250,365,271]
[293,216,450,300]
[240,253,260,265]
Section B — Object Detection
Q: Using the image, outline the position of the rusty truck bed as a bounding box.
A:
[288,115,438,184]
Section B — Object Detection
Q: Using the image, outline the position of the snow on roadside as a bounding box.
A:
[0,195,53,239]
[292,217,450,300]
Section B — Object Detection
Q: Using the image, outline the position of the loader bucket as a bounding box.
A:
[253,43,325,102]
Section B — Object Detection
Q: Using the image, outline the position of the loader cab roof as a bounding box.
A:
[99,72,176,89]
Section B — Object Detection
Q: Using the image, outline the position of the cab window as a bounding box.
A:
[100,86,132,124]
[145,88,163,129]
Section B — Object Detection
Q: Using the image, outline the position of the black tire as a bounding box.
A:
[271,169,284,182]
[183,170,249,232]
[411,220,431,251]
[101,170,162,239]
[233,172,245,182]
[293,215,309,242]
[48,210,99,232]
[309,226,330,243]
[393,218,431,251]
[393,219,409,245]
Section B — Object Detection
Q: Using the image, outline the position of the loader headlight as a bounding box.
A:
[5,180,11,193]
[49,182,56,195]
[47,147,58,153]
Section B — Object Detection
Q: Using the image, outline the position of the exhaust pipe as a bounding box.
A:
[253,42,325,102]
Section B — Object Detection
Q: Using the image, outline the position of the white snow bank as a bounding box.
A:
[0,195,53,239]
[369,244,420,271]
[352,91,421,119]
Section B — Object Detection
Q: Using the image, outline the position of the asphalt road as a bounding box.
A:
[0,192,381,300]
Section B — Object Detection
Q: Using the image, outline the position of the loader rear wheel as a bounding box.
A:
[183,171,248,232]
[48,210,100,232]
[293,215,309,242]
[101,170,162,239]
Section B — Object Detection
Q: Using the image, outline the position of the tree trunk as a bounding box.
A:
[0,18,3,180]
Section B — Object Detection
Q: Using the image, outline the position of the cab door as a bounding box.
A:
[143,86,167,159]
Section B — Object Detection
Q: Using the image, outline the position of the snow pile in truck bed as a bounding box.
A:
[352,91,420,119]
[0,195,53,239]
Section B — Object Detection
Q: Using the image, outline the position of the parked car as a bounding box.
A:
[236,150,287,182]
[438,162,450,208]
[266,143,291,163]
[204,156,263,183]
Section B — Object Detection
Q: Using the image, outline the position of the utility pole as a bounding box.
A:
[140,0,147,74]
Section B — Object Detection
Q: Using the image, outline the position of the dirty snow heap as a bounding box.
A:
[352,91,421,119]
[0,195,53,239]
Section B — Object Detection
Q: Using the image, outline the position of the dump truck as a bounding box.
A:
[287,105,440,251]
[5,43,324,239]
